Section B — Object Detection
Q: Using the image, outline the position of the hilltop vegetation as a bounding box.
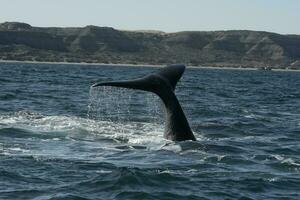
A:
[0,22,300,69]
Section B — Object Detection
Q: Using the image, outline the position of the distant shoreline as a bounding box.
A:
[0,59,299,72]
[1,22,300,71]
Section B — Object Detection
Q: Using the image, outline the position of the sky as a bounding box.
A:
[1,0,300,34]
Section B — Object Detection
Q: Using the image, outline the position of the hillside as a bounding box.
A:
[1,22,300,69]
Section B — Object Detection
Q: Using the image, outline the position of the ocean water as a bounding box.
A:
[0,62,300,200]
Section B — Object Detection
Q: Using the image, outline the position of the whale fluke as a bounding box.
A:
[92,64,196,141]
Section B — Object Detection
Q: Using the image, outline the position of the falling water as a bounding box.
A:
[88,86,164,132]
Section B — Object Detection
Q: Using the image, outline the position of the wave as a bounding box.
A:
[0,111,170,153]
[2,111,300,168]
[1,111,300,199]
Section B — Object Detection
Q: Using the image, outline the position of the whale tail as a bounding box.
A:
[92,64,185,93]
[92,64,196,141]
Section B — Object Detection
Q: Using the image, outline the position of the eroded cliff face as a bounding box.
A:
[0,22,299,69]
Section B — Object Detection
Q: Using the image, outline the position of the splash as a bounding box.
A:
[88,86,164,133]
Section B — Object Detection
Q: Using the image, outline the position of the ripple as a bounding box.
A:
[1,63,300,199]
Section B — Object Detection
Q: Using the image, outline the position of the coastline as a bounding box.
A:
[0,59,299,72]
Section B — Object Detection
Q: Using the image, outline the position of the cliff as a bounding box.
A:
[1,22,300,69]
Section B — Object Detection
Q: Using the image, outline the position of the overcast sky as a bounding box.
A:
[1,0,299,34]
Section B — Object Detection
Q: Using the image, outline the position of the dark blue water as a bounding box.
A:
[1,62,300,200]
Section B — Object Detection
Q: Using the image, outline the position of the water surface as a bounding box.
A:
[1,62,300,199]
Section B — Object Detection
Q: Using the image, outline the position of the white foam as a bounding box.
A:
[281,158,300,166]
[0,111,204,156]
[96,170,113,174]
[0,112,166,148]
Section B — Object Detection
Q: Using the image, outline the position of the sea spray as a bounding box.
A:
[88,86,163,133]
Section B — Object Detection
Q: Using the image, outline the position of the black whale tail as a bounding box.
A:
[92,64,185,93]
[92,64,196,141]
